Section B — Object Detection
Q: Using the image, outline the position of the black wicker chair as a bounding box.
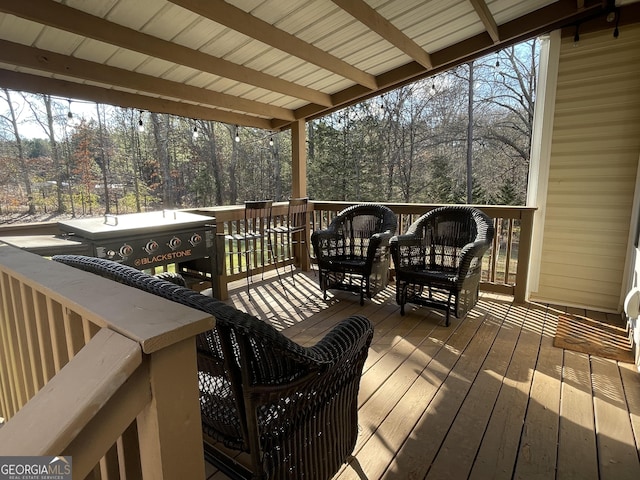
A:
[52,255,373,480]
[390,206,494,326]
[311,204,397,305]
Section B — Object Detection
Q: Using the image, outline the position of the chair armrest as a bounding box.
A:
[390,234,424,268]
[311,229,341,245]
[457,239,492,277]
[311,229,342,253]
[366,231,393,264]
[309,315,373,363]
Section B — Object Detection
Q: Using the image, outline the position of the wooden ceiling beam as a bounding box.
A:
[275,0,611,129]
[0,40,295,121]
[168,0,379,90]
[0,69,273,129]
[331,0,432,69]
[0,0,332,108]
[468,0,500,43]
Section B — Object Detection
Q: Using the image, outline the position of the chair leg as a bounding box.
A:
[245,242,252,300]
[291,234,314,285]
[267,235,285,294]
[360,275,369,306]
[445,292,454,327]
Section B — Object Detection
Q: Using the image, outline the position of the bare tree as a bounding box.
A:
[26,94,66,213]
[151,112,174,208]
[95,103,111,213]
[1,89,35,214]
[226,124,239,204]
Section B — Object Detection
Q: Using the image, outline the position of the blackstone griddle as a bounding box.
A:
[58,211,217,293]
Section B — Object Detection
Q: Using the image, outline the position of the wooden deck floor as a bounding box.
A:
[205,270,640,480]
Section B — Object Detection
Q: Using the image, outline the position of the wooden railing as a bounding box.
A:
[0,245,214,479]
[310,202,536,302]
[0,202,535,303]
[190,202,535,302]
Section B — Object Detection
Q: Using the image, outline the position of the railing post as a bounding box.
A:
[137,337,205,480]
[514,209,535,303]
[215,232,229,300]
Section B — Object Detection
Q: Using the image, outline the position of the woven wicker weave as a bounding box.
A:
[390,206,494,326]
[52,254,373,480]
[311,204,397,305]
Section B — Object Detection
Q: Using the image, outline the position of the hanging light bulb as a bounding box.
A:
[138,111,144,132]
[192,125,199,140]
[429,82,436,96]
[66,100,74,127]
[234,125,240,143]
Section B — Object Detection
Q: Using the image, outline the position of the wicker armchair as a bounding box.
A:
[311,204,397,305]
[390,206,494,326]
[52,255,373,480]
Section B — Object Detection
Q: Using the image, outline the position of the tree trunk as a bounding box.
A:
[466,60,474,204]
[152,113,173,208]
[271,136,282,201]
[43,95,66,213]
[228,125,238,205]
[96,103,111,213]
[3,89,35,214]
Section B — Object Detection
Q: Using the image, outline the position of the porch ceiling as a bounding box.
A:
[0,0,637,130]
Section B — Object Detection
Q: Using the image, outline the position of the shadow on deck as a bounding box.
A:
[205,269,640,480]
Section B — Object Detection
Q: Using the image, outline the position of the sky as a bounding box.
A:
[2,92,101,140]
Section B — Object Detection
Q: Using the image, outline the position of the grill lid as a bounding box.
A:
[58,211,214,240]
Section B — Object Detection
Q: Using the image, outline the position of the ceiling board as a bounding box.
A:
[0,0,635,130]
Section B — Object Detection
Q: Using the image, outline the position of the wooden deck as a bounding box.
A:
[204,270,640,480]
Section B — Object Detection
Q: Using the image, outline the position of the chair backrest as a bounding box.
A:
[287,197,308,233]
[329,204,397,258]
[334,203,393,235]
[50,254,322,449]
[244,200,272,235]
[404,205,493,270]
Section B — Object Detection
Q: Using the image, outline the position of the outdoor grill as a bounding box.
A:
[57,210,217,292]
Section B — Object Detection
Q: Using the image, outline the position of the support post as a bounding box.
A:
[137,338,205,480]
[291,119,310,270]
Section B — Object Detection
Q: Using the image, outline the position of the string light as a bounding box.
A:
[66,100,74,127]
[137,110,144,132]
[234,125,240,142]
[192,124,199,140]
[269,136,274,146]
[612,9,620,38]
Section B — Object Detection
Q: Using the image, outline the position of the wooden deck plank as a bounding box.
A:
[619,362,640,460]
[557,349,598,479]
[468,300,546,480]
[205,272,640,480]
[333,298,492,479]
[426,298,526,479]
[380,298,502,479]
[513,304,563,480]
[343,315,472,478]
[591,356,640,480]
[549,307,599,480]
